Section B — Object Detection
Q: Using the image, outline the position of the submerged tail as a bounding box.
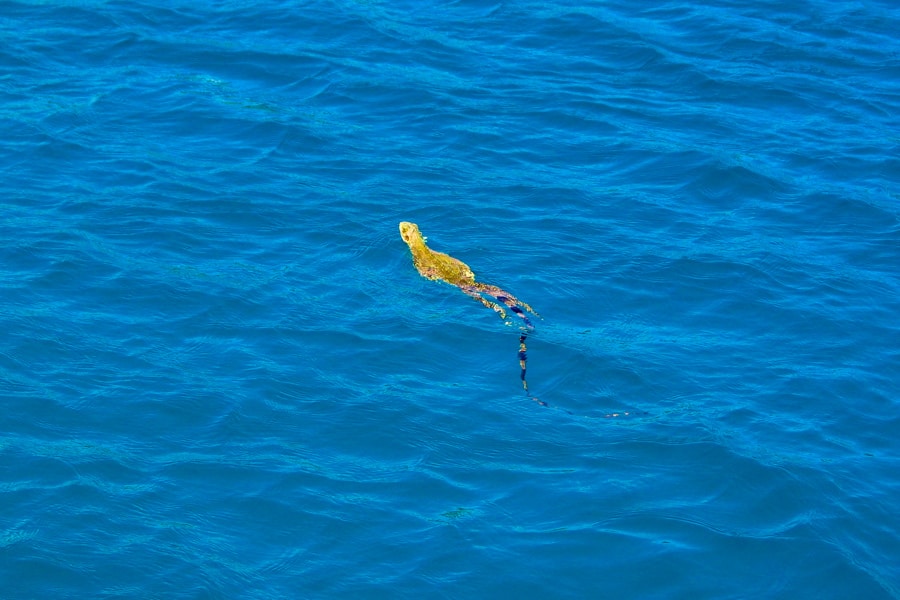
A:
[518,334,549,408]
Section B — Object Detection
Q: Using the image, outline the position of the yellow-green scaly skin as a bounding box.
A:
[399,222,476,284]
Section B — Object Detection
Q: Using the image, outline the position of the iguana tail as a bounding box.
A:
[518,334,548,407]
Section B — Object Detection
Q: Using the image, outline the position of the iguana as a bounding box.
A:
[399,221,539,326]
[399,221,546,405]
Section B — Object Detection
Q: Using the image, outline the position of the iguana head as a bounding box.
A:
[399,221,427,247]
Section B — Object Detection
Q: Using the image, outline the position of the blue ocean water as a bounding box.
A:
[2,0,898,597]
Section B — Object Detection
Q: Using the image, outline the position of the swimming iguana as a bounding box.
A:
[399,221,546,405]
[399,221,539,326]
